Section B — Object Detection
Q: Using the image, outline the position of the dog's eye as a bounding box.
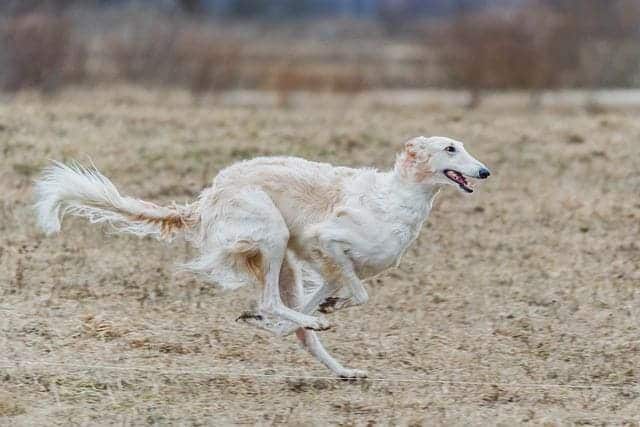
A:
[445,146,456,153]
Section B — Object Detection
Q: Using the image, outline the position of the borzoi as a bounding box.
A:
[35,136,490,378]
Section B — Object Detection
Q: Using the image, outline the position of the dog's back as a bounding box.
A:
[203,156,356,233]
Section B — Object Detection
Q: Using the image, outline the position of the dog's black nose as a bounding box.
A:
[478,168,491,179]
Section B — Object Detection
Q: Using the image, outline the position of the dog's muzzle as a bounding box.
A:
[477,168,491,179]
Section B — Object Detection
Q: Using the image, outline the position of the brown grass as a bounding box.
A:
[433,1,640,107]
[267,63,369,107]
[2,5,639,96]
[0,396,26,418]
[107,21,243,93]
[81,315,128,341]
[1,13,86,92]
[0,87,639,424]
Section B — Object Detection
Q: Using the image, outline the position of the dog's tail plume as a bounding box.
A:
[34,161,197,241]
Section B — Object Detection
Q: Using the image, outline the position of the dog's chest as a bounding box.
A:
[342,205,430,278]
[354,227,417,278]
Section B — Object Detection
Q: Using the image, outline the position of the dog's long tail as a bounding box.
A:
[34,161,197,241]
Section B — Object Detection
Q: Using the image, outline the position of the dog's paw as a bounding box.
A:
[318,297,339,314]
[319,296,361,313]
[303,316,332,331]
[236,311,299,336]
[236,311,263,322]
[337,368,368,380]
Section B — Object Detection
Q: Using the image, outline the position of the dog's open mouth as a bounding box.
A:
[444,169,473,193]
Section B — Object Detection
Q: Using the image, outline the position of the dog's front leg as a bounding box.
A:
[313,235,369,313]
[300,278,340,313]
[299,275,358,315]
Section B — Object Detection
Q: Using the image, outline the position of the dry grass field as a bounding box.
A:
[1,87,639,425]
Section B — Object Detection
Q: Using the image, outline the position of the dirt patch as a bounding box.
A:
[0,395,26,418]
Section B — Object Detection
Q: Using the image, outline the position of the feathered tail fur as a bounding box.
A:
[34,162,197,241]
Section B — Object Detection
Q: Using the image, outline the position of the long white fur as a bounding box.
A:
[34,161,191,240]
[34,136,489,378]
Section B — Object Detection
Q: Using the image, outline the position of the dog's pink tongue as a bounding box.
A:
[446,171,460,182]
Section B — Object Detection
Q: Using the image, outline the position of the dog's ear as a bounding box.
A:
[403,139,418,159]
[398,137,433,182]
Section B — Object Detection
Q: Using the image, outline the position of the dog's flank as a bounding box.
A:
[34,162,195,241]
[34,136,490,378]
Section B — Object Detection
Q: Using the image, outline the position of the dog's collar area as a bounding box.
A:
[444,169,474,193]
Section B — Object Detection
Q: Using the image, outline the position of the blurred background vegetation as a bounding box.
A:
[1,0,639,107]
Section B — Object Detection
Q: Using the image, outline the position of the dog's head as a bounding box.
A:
[397,136,490,193]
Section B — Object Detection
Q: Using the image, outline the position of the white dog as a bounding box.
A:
[35,136,490,378]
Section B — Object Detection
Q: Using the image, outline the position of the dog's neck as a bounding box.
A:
[389,156,442,206]
[378,167,442,221]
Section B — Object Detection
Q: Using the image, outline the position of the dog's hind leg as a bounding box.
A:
[258,239,330,331]
[228,189,330,331]
[238,255,308,336]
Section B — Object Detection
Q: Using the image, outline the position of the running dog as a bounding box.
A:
[35,136,490,378]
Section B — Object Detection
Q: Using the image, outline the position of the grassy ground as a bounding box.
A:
[1,87,639,425]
